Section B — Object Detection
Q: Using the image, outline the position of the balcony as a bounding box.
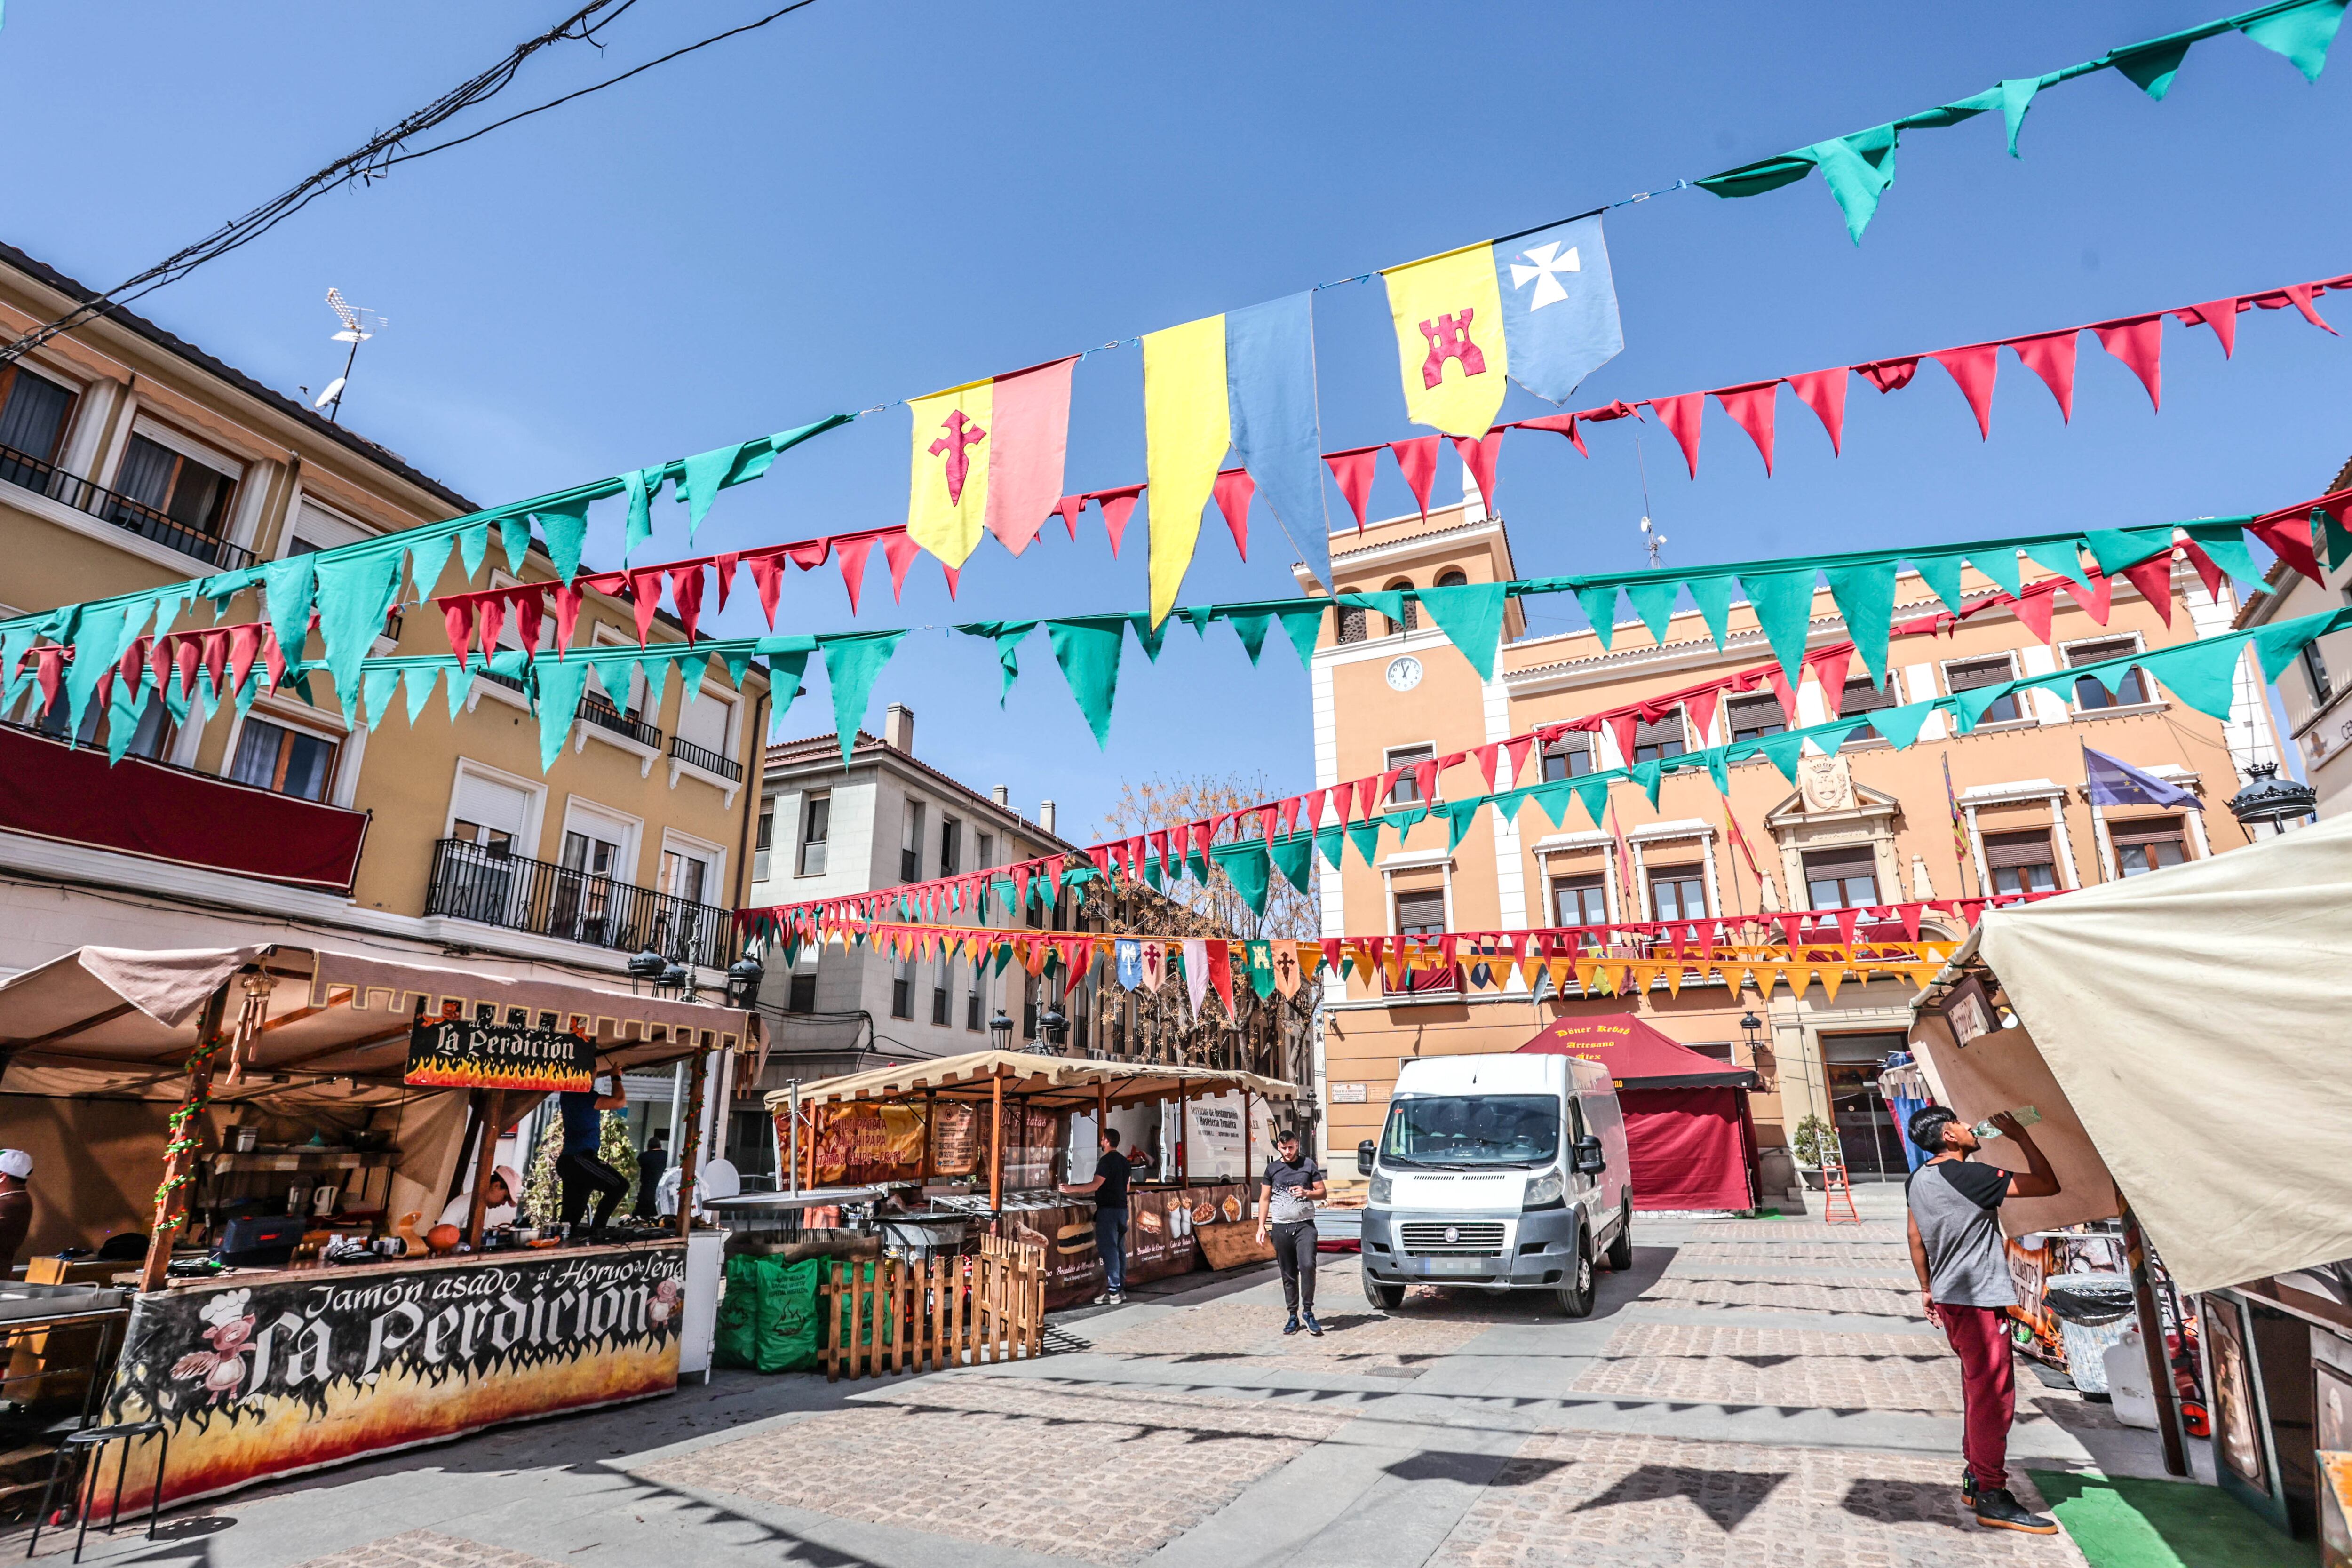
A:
[669,733,741,783]
[580,693,662,750]
[0,440,256,571]
[423,836,738,969]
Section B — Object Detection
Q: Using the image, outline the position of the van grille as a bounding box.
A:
[1399,1221,1506,1256]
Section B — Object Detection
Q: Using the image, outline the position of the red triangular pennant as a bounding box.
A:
[1389,436,1439,519]
[2006,330,2078,423]
[1785,368,1847,455]
[1212,468,1254,560]
[2092,315,2164,412]
[1649,392,1703,478]
[2173,299,2240,358]
[1050,494,1085,545]
[1512,412,1586,456]
[1453,430,1504,509]
[666,568,702,643]
[881,530,921,603]
[1324,447,1378,531]
[2119,554,2175,624]
[1091,485,1144,557]
[626,568,664,645]
[2010,587,2054,643]
[1858,357,1919,393]
[835,533,876,614]
[1929,343,2000,440]
[745,553,785,629]
[1710,381,1778,475]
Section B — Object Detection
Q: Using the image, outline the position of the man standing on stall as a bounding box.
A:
[557,1075,630,1241]
[1058,1126,1132,1305]
[1255,1128,1326,1337]
[1906,1107,2063,1536]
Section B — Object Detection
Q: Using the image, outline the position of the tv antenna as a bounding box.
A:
[313,288,386,423]
[1635,436,1666,568]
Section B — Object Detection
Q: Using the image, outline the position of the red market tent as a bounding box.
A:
[1517,1015,1760,1212]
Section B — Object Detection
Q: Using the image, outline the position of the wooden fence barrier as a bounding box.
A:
[821,1235,1047,1382]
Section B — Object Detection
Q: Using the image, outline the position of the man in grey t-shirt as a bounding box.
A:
[1256,1129,1327,1336]
[1905,1106,2061,1536]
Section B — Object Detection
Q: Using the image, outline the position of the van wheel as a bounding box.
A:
[1363,1268,1405,1311]
[1555,1235,1595,1318]
[1606,1200,1634,1272]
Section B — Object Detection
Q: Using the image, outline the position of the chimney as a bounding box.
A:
[1039,799,1057,836]
[992,784,1009,808]
[882,703,914,753]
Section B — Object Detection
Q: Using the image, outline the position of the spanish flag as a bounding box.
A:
[906,357,1074,569]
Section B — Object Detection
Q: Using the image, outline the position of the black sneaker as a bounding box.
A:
[1962,1472,1978,1504]
[1303,1313,1324,1337]
[1972,1488,2058,1535]
[1282,1316,1302,1335]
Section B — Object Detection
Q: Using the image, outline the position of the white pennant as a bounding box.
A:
[1183,939,1210,1019]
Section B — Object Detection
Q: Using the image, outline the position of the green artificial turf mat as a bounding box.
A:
[2028,1471,2316,1568]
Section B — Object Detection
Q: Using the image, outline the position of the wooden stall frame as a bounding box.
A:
[822,1237,1046,1382]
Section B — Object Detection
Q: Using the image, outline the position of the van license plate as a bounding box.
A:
[1422,1257,1482,1274]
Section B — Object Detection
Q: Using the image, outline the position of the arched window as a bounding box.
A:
[1384,578,1417,634]
[1436,569,1469,588]
[1337,603,1367,644]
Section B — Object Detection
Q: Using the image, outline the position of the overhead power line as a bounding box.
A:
[0,0,821,367]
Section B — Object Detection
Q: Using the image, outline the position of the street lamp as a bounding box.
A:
[988,1010,1014,1052]
[1034,1007,1069,1055]
[627,949,667,990]
[1739,1010,1764,1059]
[724,955,764,1010]
[2227,761,2317,836]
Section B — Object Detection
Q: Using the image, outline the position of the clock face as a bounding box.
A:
[1386,655,1423,692]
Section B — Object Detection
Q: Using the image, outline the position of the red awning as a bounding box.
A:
[0,723,368,891]
[1515,1012,1760,1090]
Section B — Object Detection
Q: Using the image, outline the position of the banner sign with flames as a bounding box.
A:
[405,1017,596,1091]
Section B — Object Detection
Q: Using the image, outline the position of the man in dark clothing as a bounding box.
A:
[1256,1129,1327,1336]
[1906,1106,2062,1536]
[1059,1128,1133,1304]
[556,1078,629,1239]
[0,1149,32,1279]
[634,1129,668,1219]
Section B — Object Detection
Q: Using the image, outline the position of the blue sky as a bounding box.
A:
[5,2,2345,832]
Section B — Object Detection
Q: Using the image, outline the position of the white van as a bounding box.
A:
[1356,1052,1632,1317]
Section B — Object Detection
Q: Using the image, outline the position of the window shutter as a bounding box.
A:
[1801,844,1876,877]
[1395,891,1446,931]
[1983,830,2055,869]
[2108,816,2183,848]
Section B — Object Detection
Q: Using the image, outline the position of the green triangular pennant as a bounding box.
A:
[531,496,593,585]
[1908,553,1969,615]
[2082,525,2178,576]
[261,553,317,661]
[2111,34,2193,100]
[2021,538,2089,589]
[2182,521,2259,585]
[2240,0,2348,81]
[1271,832,1315,895]
[1968,546,2024,599]
[1808,123,1900,244]
[1226,613,1272,664]
[1623,580,1677,645]
[1345,822,1383,866]
[457,521,491,581]
[497,514,532,575]
[1629,759,1662,808]
[1415,581,1510,680]
[1823,562,1898,685]
[405,530,457,601]
[1047,617,1126,747]
[1757,730,1810,784]
[533,656,594,772]
[1684,575,1737,650]
[1575,585,1618,650]
[819,631,904,766]
[2135,633,2250,720]
[1212,840,1272,917]
[1868,699,1938,750]
[1739,568,1817,683]
[1572,777,1611,828]
[1277,606,1327,669]
[675,442,749,538]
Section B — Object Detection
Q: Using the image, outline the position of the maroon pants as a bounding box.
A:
[1938,1303,2017,1492]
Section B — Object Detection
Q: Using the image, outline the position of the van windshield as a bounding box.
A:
[1380,1094,1561,1169]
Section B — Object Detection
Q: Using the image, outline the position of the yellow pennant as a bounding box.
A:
[1816,965,1845,1004]
[906,377,994,568]
[1141,314,1231,627]
[1383,241,1508,437]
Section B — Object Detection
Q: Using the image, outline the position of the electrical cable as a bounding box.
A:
[0,0,820,367]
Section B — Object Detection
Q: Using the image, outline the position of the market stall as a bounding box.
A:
[1515,1015,1760,1211]
[765,1051,1298,1308]
[1907,813,2352,1537]
[0,942,754,1516]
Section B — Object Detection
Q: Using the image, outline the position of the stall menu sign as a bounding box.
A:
[406,1018,595,1091]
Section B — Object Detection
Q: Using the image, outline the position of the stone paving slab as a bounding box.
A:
[1429,1432,2088,1567]
[1573,1322,1966,1414]
[286,1532,564,1568]
[1688,1220,1906,1241]
[1637,1273,1926,1321]
[1673,1241,1915,1266]
[633,1375,1353,1565]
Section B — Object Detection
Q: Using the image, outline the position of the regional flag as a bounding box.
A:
[906,357,1074,569]
[1494,215,1623,405]
[1115,937,1143,991]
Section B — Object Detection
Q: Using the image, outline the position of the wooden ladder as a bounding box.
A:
[1822,1160,1862,1225]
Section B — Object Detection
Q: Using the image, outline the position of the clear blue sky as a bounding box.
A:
[6,2,2345,832]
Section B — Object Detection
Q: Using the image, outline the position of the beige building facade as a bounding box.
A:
[2236,454,2352,820]
[1303,480,2281,1182]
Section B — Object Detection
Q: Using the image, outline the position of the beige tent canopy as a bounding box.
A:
[771,1048,1301,1114]
[1909,812,2352,1297]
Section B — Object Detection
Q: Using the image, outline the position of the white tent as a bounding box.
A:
[1912,812,2352,1295]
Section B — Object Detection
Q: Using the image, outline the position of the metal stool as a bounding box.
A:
[23,1420,168,1562]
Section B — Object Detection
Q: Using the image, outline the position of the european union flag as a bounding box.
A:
[1493,214,1623,405]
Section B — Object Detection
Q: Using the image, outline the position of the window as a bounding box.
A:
[1551,873,1607,927]
[114,433,235,538]
[0,365,75,465]
[966,973,984,1031]
[1836,677,1895,748]
[1802,844,1879,909]
[1337,604,1369,644]
[939,816,961,877]
[2066,637,2149,709]
[1648,864,1707,923]
[1539,732,1593,780]
[753,807,774,881]
[976,831,994,871]
[1632,710,1685,763]
[900,800,925,883]
[660,846,713,905]
[1727,692,1786,743]
[449,770,530,855]
[1384,580,1417,634]
[786,971,818,1013]
[2303,641,2334,708]
[1386,743,1435,804]
[675,685,732,764]
[28,683,169,759]
[931,961,951,1027]
[1945,655,2021,724]
[1395,889,1446,937]
[1984,830,2058,896]
[228,716,337,802]
[1436,569,1469,588]
[798,791,829,875]
[561,828,620,878]
[2112,817,2186,877]
[1021,973,1040,1039]
[890,956,914,1019]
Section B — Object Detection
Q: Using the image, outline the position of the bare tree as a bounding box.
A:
[1094,772,1319,943]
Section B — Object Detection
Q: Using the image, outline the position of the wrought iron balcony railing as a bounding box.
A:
[0,439,256,571]
[669,733,742,782]
[580,692,662,749]
[424,836,737,969]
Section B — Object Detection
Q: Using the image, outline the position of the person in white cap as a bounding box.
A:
[437,1164,522,1232]
[0,1149,32,1277]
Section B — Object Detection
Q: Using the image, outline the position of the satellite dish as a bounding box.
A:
[312,377,347,410]
[315,288,384,422]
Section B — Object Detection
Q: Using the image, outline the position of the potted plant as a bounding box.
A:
[1792,1115,1843,1191]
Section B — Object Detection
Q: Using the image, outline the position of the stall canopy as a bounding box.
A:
[1921,812,2352,1296]
[773,1049,1301,1113]
[1518,1016,1759,1211]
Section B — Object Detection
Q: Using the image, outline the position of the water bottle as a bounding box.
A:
[1971,1106,2041,1140]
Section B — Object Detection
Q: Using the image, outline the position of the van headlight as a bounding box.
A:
[1367,1175,1392,1207]
[1523,1171,1565,1210]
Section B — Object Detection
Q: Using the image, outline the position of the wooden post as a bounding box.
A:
[922,1089,937,1184]
[988,1071,1004,1215]
[675,1041,710,1239]
[1241,1089,1253,1194]
[2121,1195,2190,1477]
[140,983,233,1292]
[465,1090,505,1248]
[1177,1087,1189,1187]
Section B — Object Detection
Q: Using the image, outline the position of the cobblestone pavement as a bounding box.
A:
[286,1534,564,1568]
[1431,1432,2087,1568]
[635,1374,1353,1564]
[1636,1273,1923,1319]
[1573,1322,1966,1412]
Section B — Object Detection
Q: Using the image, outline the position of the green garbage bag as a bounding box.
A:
[832,1258,897,1355]
[713,1252,768,1371]
[713,1254,825,1373]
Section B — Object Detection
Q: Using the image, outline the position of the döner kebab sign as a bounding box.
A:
[405,1014,596,1092]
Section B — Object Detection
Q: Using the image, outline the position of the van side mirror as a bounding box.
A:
[1356,1140,1376,1177]
[1574,1136,1606,1175]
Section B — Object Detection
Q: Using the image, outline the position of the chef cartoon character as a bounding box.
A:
[648,1276,682,1328]
[173,1288,258,1402]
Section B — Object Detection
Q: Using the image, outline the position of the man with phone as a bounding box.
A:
[1905,1106,2062,1536]
[1256,1128,1327,1337]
